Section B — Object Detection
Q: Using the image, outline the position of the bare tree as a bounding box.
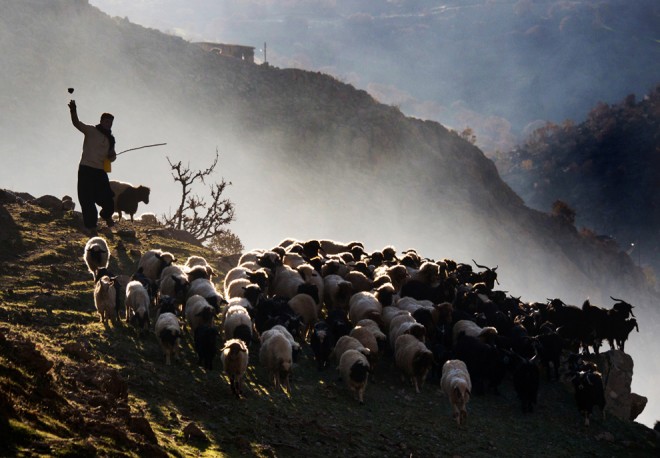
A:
[162,150,236,244]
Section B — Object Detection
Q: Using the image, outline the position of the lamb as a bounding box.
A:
[441,359,472,426]
[221,339,249,398]
[94,275,117,324]
[259,329,293,393]
[154,311,182,365]
[84,236,110,279]
[194,324,219,370]
[185,295,217,335]
[137,249,176,283]
[338,348,370,404]
[223,304,253,345]
[394,333,434,393]
[109,180,150,222]
[124,280,150,330]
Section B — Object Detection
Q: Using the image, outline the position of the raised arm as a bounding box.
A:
[68,100,83,131]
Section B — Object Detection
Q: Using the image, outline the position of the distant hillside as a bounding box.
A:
[89,0,660,153]
[494,86,660,277]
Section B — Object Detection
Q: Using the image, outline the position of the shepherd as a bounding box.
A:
[68,99,117,233]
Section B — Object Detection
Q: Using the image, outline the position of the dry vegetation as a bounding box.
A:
[1,199,659,457]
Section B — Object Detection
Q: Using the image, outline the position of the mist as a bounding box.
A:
[2,0,659,429]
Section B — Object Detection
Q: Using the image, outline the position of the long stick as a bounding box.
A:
[117,143,167,155]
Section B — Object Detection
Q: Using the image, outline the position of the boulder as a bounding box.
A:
[595,350,636,421]
[629,393,647,421]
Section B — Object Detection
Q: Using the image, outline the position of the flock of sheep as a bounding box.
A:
[83,236,639,427]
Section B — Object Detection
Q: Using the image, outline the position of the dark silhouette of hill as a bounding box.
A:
[494,87,660,278]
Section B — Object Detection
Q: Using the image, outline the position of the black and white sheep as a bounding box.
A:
[185,295,217,335]
[394,333,434,393]
[109,180,150,222]
[441,359,472,426]
[223,304,253,345]
[221,338,249,398]
[158,264,189,310]
[338,348,370,404]
[187,278,227,313]
[137,249,176,283]
[84,236,110,279]
[154,311,182,365]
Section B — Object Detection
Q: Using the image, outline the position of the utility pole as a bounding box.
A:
[264,42,267,64]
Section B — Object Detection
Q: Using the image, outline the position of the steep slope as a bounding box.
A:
[1,196,659,457]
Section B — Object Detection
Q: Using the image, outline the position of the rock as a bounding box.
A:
[595,350,634,421]
[629,393,647,421]
[62,342,93,361]
[595,431,615,442]
[31,194,64,211]
[183,422,208,441]
[62,195,76,211]
[130,415,158,444]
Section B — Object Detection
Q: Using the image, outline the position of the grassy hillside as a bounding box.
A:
[1,198,658,457]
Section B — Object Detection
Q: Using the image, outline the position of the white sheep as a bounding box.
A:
[349,326,380,363]
[158,264,189,309]
[225,277,252,299]
[441,359,472,426]
[394,333,434,393]
[288,292,318,340]
[407,261,442,284]
[348,291,383,325]
[338,348,370,404]
[331,335,371,365]
[109,180,150,222]
[221,339,250,398]
[297,264,324,310]
[125,280,150,330]
[269,264,304,298]
[283,252,306,269]
[154,312,182,365]
[388,312,426,350]
[259,330,293,393]
[185,295,217,335]
[187,278,226,313]
[319,239,364,256]
[137,249,176,283]
[382,305,409,333]
[223,304,253,345]
[355,318,387,343]
[452,319,498,346]
[263,325,302,356]
[94,275,117,324]
[84,236,109,279]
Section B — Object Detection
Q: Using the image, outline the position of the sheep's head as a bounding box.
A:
[138,186,150,204]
